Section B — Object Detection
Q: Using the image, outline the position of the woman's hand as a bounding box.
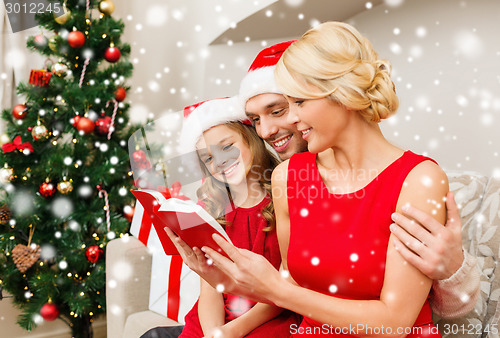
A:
[202,234,284,303]
[164,227,229,288]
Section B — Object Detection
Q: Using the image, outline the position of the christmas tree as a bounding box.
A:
[0,0,135,336]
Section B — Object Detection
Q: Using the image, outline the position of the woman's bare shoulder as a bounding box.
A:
[271,159,290,186]
[399,159,449,219]
[405,160,448,191]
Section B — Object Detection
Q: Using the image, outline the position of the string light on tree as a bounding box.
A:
[123,205,134,222]
[118,186,127,196]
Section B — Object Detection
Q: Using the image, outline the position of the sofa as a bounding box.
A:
[106,172,500,338]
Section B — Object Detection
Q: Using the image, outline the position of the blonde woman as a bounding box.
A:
[202,23,447,337]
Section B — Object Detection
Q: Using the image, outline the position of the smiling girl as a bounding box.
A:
[175,97,300,338]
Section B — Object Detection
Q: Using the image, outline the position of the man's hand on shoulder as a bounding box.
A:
[390,191,464,280]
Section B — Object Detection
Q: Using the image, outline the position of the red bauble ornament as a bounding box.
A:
[71,115,81,127]
[104,46,121,63]
[40,302,59,321]
[123,205,134,222]
[12,104,28,120]
[114,86,126,102]
[95,116,112,136]
[76,117,95,134]
[132,150,151,170]
[67,31,85,48]
[85,245,103,263]
[39,182,57,198]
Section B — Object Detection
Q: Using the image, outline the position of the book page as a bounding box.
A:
[157,198,231,243]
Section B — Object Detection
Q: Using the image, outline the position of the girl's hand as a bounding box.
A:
[164,227,229,288]
[202,234,283,302]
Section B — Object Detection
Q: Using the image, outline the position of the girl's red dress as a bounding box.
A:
[179,196,301,337]
[286,150,442,337]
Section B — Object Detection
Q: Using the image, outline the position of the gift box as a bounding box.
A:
[131,197,200,324]
[128,116,209,323]
[29,69,52,87]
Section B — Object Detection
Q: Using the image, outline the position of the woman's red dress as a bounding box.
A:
[286,151,442,337]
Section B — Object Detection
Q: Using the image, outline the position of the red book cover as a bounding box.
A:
[131,189,232,257]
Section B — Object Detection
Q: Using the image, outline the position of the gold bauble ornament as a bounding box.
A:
[51,62,69,77]
[57,179,73,194]
[54,5,71,25]
[98,0,115,16]
[0,133,10,146]
[0,165,14,183]
[48,36,60,52]
[32,124,49,141]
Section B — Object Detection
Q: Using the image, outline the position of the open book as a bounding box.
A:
[131,189,232,256]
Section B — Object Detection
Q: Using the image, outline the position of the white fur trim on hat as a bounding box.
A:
[178,97,247,155]
[238,66,281,108]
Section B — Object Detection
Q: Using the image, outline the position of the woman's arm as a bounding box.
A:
[164,227,274,303]
[220,303,285,338]
[205,160,448,337]
[390,192,464,280]
[389,192,481,318]
[198,278,225,335]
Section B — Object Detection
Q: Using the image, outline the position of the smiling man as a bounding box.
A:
[238,41,308,161]
[238,41,480,319]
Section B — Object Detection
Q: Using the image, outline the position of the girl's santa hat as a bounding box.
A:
[178,97,250,155]
[238,40,296,107]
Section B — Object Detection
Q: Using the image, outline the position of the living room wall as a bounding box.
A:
[203,0,500,177]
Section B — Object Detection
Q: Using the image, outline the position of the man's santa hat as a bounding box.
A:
[178,97,250,155]
[238,40,296,107]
